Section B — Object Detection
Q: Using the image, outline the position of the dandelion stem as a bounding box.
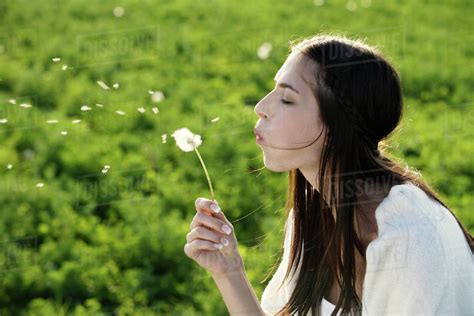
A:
[194,148,215,200]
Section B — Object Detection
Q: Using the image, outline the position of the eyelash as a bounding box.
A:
[281,99,293,105]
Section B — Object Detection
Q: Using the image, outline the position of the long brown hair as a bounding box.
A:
[268,34,473,316]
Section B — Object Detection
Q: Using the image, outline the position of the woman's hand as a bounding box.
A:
[184,197,244,278]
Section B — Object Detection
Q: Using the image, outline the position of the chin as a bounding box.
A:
[262,156,291,173]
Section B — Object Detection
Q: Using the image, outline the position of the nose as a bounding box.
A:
[254,99,269,119]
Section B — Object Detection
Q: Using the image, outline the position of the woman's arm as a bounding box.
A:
[212,268,267,315]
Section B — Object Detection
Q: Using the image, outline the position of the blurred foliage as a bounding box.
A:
[0,0,472,314]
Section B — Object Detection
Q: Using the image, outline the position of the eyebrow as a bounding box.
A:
[273,78,300,94]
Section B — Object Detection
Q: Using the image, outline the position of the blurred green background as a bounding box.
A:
[0,0,472,314]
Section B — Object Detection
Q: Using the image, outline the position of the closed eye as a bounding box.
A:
[281,99,293,105]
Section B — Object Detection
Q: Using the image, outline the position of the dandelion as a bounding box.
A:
[151,91,165,103]
[152,107,159,114]
[102,165,110,174]
[113,6,125,17]
[97,80,110,90]
[72,119,81,124]
[211,117,220,123]
[6,164,13,170]
[52,57,61,62]
[46,119,58,124]
[95,103,104,108]
[62,64,68,71]
[113,83,119,89]
[36,183,44,188]
[116,110,125,116]
[0,118,7,124]
[161,133,167,143]
[19,103,32,108]
[257,42,272,59]
[81,105,92,111]
[7,99,16,104]
[171,127,215,200]
[60,131,68,135]
[137,107,146,113]
[346,0,357,11]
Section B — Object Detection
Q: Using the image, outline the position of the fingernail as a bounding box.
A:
[213,243,223,250]
[220,238,229,246]
[210,203,221,213]
[222,225,232,235]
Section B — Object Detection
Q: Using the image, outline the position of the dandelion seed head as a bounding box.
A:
[113,6,125,17]
[6,164,13,170]
[62,64,68,71]
[171,127,202,152]
[19,103,32,108]
[137,107,146,113]
[113,83,119,89]
[211,117,220,123]
[81,105,92,111]
[46,119,59,124]
[161,133,167,143]
[116,110,125,115]
[102,165,111,174]
[36,182,44,188]
[61,131,68,135]
[151,91,165,103]
[95,103,104,108]
[72,119,81,124]
[52,57,61,62]
[152,107,159,114]
[8,99,16,104]
[0,118,7,124]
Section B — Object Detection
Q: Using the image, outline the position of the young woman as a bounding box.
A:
[184,34,474,315]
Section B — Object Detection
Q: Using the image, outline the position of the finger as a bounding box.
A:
[190,211,233,235]
[195,197,221,214]
[186,226,228,246]
[184,239,223,257]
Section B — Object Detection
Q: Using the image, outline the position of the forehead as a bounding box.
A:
[274,52,317,89]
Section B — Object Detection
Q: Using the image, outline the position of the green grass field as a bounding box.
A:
[0,0,472,314]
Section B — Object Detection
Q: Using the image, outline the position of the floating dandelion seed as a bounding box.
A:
[161,133,167,143]
[211,117,220,123]
[62,64,68,71]
[102,165,111,174]
[113,6,125,17]
[171,127,215,200]
[52,57,61,62]
[46,119,58,124]
[36,183,44,188]
[72,119,81,124]
[95,103,104,108]
[151,91,165,103]
[7,99,16,104]
[6,164,13,170]
[113,83,119,89]
[137,107,146,113]
[152,107,159,114]
[116,110,125,116]
[97,80,110,90]
[81,105,92,111]
[257,42,272,59]
[19,103,32,108]
[0,118,7,124]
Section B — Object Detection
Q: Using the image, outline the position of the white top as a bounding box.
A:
[261,182,474,315]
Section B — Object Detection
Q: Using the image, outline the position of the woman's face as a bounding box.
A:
[254,51,326,173]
